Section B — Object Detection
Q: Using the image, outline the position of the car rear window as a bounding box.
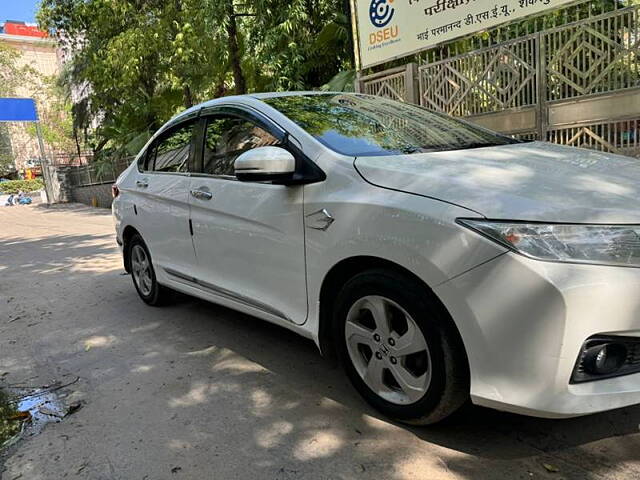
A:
[263,94,518,157]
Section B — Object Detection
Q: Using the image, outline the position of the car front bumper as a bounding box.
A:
[435,252,640,418]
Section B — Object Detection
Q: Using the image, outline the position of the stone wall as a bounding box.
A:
[43,164,73,203]
[44,157,130,208]
[70,183,113,209]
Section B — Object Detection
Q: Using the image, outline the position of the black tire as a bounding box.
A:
[333,269,469,425]
[127,234,172,306]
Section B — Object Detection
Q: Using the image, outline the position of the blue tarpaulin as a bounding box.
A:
[0,98,38,122]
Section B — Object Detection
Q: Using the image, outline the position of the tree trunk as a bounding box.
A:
[74,128,82,158]
[183,84,194,109]
[214,82,227,98]
[225,0,246,95]
[93,137,109,155]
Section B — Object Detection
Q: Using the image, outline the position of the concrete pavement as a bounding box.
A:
[1,204,639,479]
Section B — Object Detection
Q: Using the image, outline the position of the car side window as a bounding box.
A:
[148,121,195,173]
[203,115,280,176]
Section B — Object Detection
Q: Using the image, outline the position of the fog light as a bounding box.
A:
[571,335,640,384]
[583,343,627,375]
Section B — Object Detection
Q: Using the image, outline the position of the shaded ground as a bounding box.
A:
[1,203,639,479]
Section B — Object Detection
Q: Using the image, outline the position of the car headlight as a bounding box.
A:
[458,219,640,267]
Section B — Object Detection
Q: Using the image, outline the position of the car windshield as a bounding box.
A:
[263,94,519,156]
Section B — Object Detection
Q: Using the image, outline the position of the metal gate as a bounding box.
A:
[357,1,640,158]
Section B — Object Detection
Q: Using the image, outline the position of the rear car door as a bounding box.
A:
[133,118,198,277]
[188,107,308,325]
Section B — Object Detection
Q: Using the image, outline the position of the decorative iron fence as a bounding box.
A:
[356,1,640,158]
[418,34,538,117]
[543,6,640,101]
[419,0,635,64]
[50,152,92,167]
[547,118,640,157]
[357,64,419,104]
[68,157,132,187]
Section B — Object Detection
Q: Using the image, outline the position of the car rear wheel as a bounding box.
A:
[128,234,171,306]
[334,269,469,425]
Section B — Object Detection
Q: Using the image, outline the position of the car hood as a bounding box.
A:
[354,141,640,223]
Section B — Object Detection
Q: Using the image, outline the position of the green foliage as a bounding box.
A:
[321,70,356,92]
[0,179,45,194]
[0,44,29,174]
[37,0,354,156]
[25,75,77,154]
[247,1,353,91]
[0,43,24,98]
[0,389,20,447]
[0,124,14,176]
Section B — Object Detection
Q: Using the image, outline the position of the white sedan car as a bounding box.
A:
[112,92,640,424]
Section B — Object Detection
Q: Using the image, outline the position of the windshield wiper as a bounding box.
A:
[450,142,507,151]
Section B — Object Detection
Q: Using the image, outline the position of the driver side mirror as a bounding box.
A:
[234,146,295,182]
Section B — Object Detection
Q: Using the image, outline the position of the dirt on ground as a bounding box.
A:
[1,203,639,480]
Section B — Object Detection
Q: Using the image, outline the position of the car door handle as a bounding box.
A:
[136,180,149,188]
[190,189,213,200]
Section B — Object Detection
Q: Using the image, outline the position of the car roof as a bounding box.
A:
[196,90,347,108]
[187,90,355,111]
[248,91,344,99]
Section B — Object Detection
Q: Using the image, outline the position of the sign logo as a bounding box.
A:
[379,344,390,356]
[369,0,395,28]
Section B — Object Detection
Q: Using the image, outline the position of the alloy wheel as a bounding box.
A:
[344,295,432,405]
[131,244,153,297]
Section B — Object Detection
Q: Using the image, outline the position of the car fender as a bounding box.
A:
[302,177,507,348]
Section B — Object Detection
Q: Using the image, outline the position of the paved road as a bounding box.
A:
[1,204,639,480]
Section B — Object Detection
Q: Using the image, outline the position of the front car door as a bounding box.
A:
[133,118,197,278]
[187,107,308,325]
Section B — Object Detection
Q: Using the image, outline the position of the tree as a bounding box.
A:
[25,75,76,156]
[37,0,354,156]
[247,0,353,91]
[222,0,247,94]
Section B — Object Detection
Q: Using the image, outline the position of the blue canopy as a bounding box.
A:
[0,98,38,122]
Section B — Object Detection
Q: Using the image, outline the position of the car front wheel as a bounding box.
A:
[334,269,469,425]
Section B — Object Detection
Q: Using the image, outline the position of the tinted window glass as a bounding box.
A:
[263,94,518,157]
[203,116,280,176]
[151,122,194,173]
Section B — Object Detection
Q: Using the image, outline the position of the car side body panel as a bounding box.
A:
[188,177,308,325]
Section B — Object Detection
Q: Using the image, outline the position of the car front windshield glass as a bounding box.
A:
[263,94,519,156]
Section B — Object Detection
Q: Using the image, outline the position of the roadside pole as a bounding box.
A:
[35,116,52,205]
